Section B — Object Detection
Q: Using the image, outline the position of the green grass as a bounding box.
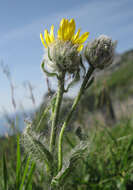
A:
[0,136,36,190]
[1,117,133,189]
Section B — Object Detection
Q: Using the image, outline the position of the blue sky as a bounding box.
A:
[0,0,133,114]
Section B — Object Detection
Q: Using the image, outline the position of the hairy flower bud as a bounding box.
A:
[85,35,116,69]
[40,18,89,75]
[44,40,80,74]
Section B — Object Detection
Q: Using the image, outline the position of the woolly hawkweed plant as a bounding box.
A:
[22,18,116,189]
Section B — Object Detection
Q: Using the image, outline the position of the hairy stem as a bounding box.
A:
[50,72,65,154]
[58,66,94,171]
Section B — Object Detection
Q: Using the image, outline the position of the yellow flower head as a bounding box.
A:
[40,18,89,51]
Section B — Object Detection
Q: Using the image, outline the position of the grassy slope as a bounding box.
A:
[97,50,133,98]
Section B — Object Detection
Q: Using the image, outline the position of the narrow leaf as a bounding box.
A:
[19,156,30,190]
[3,153,8,190]
[25,162,36,190]
[16,135,21,187]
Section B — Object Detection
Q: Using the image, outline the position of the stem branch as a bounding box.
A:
[58,66,94,171]
[50,72,65,154]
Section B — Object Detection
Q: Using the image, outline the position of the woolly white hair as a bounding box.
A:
[43,39,80,73]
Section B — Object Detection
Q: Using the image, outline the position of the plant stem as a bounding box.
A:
[50,72,65,154]
[58,66,94,171]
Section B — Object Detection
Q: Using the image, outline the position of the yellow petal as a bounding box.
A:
[44,29,51,45]
[72,29,80,43]
[77,44,83,52]
[57,29,61,40]
[63,19,75,41]
[58,18,70,41]
[68,19,75,39]
[40,33,47,48]
[62,19,75,41]
[60,18,66,28]
[49,25,55,42]
[58,18,65,40]
[62,19,69,40]
[75,32,89,44]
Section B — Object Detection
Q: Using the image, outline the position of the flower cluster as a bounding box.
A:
[40,18,89,51]
[40,18,89,73]
[40,18,116,74]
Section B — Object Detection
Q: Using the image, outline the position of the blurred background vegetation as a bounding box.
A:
[1,49,133,189]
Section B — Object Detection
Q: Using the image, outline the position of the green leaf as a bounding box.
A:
[48,47,52,61]
[32,139,53,170]
[3,153,8,190]
[41,61,58,78]
[116,177,126,190]
[104,126,118,147]
[22,130,53,174]
[51,95,57,115]
[36,104,51,131]
[25,162,36,190]
[120,136,133,169]
[51,141,88,187]
[16,135,21,188]
[19,156,30,190]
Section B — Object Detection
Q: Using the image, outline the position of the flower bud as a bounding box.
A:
[44,40,80,74]
[85,35,116,69]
